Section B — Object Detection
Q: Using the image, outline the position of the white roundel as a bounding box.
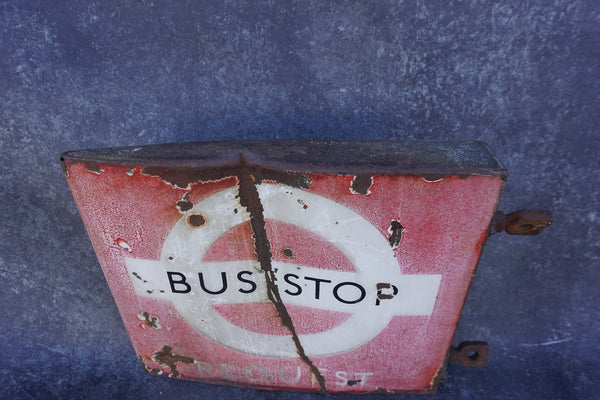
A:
[126,183,441,357]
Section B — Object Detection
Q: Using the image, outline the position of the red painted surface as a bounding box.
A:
[65,162,503,393]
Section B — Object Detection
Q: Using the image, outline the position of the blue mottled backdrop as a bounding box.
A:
[1,1,598,399]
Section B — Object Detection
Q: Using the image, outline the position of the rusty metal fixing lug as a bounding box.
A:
[448,341,490,367]
[491,210,553,235]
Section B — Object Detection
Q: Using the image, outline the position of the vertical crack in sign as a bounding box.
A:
[237,165,327,392]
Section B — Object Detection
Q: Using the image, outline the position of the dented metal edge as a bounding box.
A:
[60,139,508,180]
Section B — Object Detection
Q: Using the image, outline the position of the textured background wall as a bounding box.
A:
[1,1,598,399]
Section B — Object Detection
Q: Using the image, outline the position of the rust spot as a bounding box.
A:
[350,174,373,195]
[252,169,311,189]
[138,311,162,329]
[176,193,194,212]
[141,164,311,190]
[141,166,234,189]
[237,166,326,392]
[138,355,163,376]
[282,248,294,258]
[132,272,142,280]
[297,199,309,209]
[152,346,195,378]
[176,200,194,212]
[425,366,446,394]
[388,220,404,249]
[186,213,207,228]
[376,282,398,305]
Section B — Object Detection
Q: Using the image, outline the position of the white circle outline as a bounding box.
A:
[161,184,400,357]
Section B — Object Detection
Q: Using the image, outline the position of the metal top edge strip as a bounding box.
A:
[60,139,507,177]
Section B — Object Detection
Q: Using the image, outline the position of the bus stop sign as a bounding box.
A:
[62,140,509,394]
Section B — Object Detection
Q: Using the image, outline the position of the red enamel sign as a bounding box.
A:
[62,140,506,394]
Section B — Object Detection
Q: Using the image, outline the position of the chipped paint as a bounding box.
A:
[138,311,162,329]
[350,174,373,195]
[61,140,507,394]
[282,248,294,258]
[138,355,163,376]
[237,167,327,392]
[83,161,103,174]
[176,192,194,212]
[152,346,195,378]
[388,220,404,249]
[116,238,132,252]
[421,175,445,183]
[186,213,207,228]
